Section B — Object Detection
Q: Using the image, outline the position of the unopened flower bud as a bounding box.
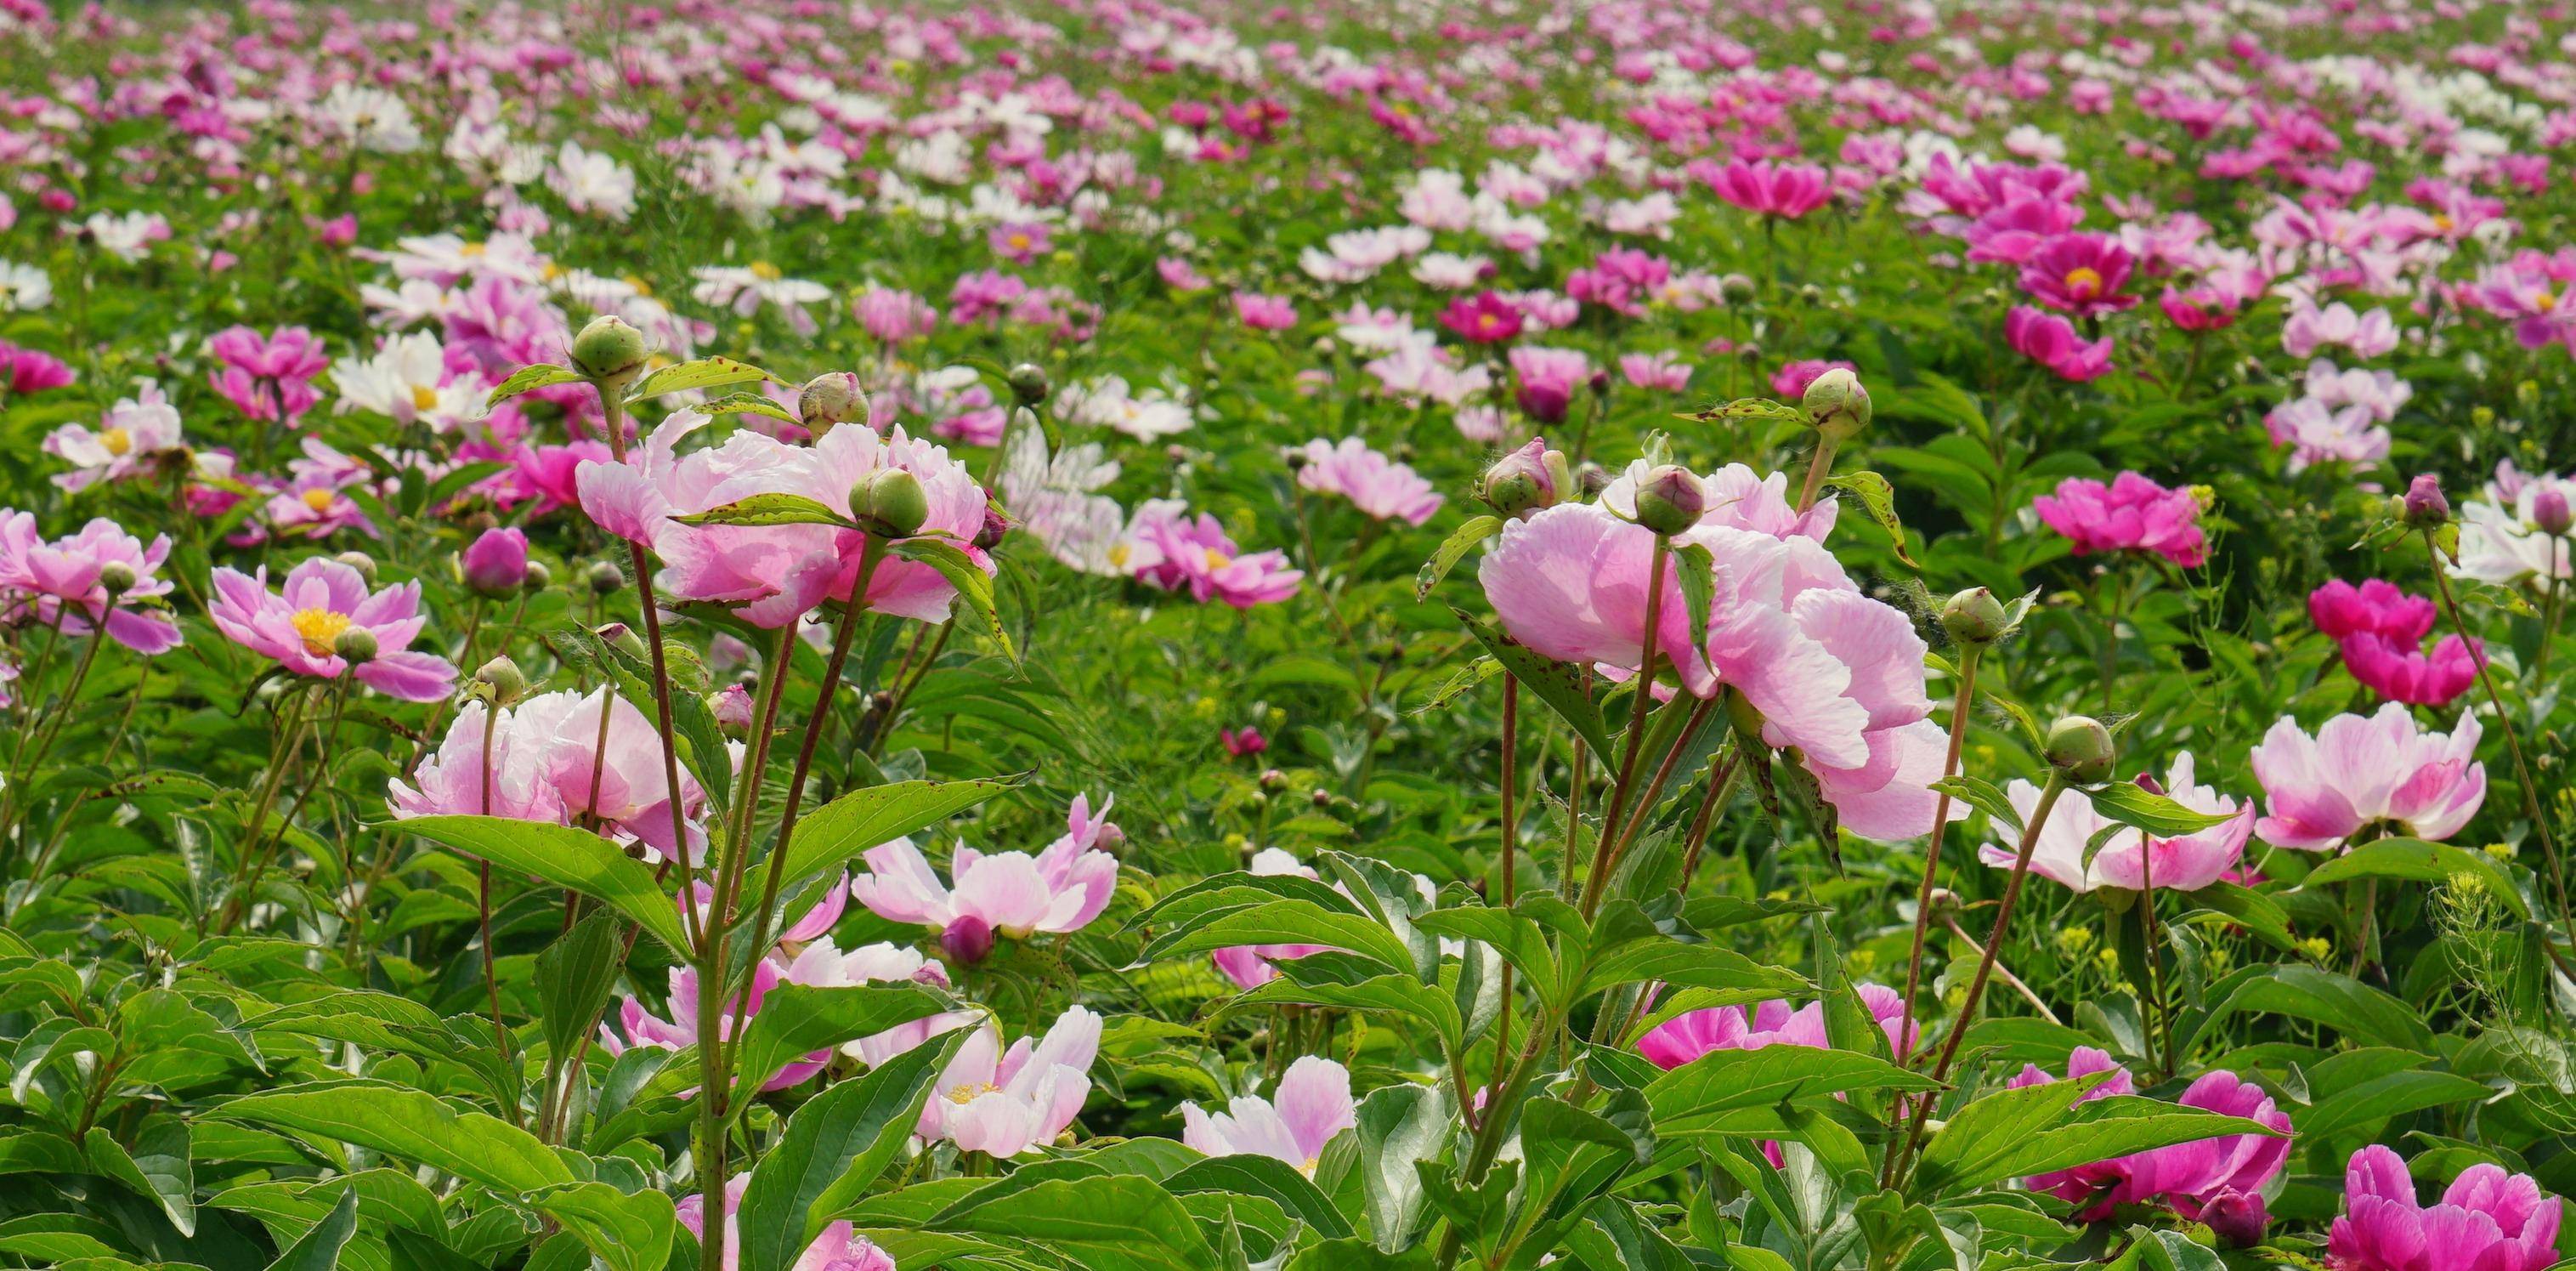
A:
[1478,440,1566,518]
[475,655,529,706]
[710,684,754,737]
[1284,448,1311,472]
[975,503,1012,551]
[2534,485,2571,536]
[1927,887,1961,916]
[1632,463,1705,536]
[1259,768,1286,792]
[335,551,378,582]
[797,371,869,434]
[1005,362,1050,406]
[586,560,626,594]
[596,621,648,662]
[1801,367,1871,440]
[1939,587,2008,646]
[851,468,929,538]
[940,915,995,965]
[2401,474,2449,527]
[332,626,378,665]
[2044,715,2116,784]
[1311,788,1333,809]
[1719,273,1758,302]
[521,559,553,593]
[569,315,648,383]
[1576,462,1610,496]
[461,526,529,597]
[98,561,137,595]
[2132,770,2166,797]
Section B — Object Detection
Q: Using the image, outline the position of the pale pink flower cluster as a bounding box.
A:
[389,689,712,862]
[1292,436,1443,526]
[1978,753,2254,893]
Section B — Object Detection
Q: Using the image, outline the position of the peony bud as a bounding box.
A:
[710,684,754,737]
[597,621,648,662]
[569,315,648,383]
[586,560,626,595]
[98,561,138,595]
[1005,362,1050,406]
[2534,485,2571,536]
[1478,439,1565,518]
[2400,473,2449,527]
[461,526,530,597]
[974,503,1012,551]
[521,559,553,593]
[940,916,995,965]
[1631,463,1705,536]
[334,551,378,582]
[796,371,869,434]
[1801,367,1871,440]
[2043,715,2116,784]
[332,626,378,665]
[1939,587,2008,646]
[474,655,529,706]
[850,468,929,538]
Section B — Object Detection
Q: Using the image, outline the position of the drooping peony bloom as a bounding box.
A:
[46,383,186,492]
[677,1173,894,1271]
[1978,754,2254,893]
[1639,983,1916,1070]
[600,960,824,1091]
[848,796,1124,955]
[209,558,456,701]
[2009,1047,2291,1242]
[775,937,976,1069]
[2019,234,2137,316]
[389,687,711,862]
[2309,579,2481,706]
[2005,305,2113,382]
[1180,1055,1356,1176]
[2031,473,2207,567]
[0,517,184,655]
[2328,1146,2562,1271]
[2250,704,2485,852]
[917,1006,1101,1157]
[1293,437,1443,526]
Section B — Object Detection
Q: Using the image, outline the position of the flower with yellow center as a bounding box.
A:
[99,427,133,457]
[2062,266,2103,297]
[2534,288,2558,314]
[748,260,782,281]
[410,384,442,414]
[290,608,354,657]
[947,1081,1000,1104]
[459,241,486,258]
[1202,547,1232,571]
[301,488,338,514]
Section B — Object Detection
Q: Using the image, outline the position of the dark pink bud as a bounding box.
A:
[2401,474,2449,526]
[940,916,995,964]
[2534,485,2571,536]
[461,527,530,597]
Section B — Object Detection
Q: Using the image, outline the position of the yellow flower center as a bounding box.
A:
[290,608,353,656]
[946,1081,1000,1105]
[100,427,133,457]
[459,241,486,258]
[2063,266,2103,295]
[624,274,653,296]
[1202,548,1232,571]
[2432,213,2455,232]
[749,260,782,281]
[411,384,442,412]
[2536,289,2559,313]
[301,488,337,514]
[541,262,563,281]
[1107,543,1131,568]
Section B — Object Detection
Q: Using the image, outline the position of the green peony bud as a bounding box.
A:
[1801,367,1871,440]
[1005,362,1050,406]
[1631,463,1705,536]
[332,626,378,665]
[474,655,529,706]
[98,561,137,595]
[2044,715,2116,784]
[569,315,649,383]
[1939,587,2009,646]
[851,468,929,538]
[797,371,869,435]
[586,559,626,595]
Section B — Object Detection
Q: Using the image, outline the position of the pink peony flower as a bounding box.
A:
[2283,301,2400,360]
[0,516,183,655]
[2329,1146,2561,1271]
[1438,292,1523,344]
[774,937,975,1069]
[1232,291,1298,331]
[2009,1047,2291,1240]
[1293,437,1443,525]
[600,961,823,1091]
[2019,233,2137,316]
[461,526,529,596]
[390,687,710,862]
[1700,158,1833,219]
[209,558,455,701]
[2032,473,2206,567]
[1220,726,1268,758]
[1180,1055,1356,1176]
[1639,984,1915,1070]
[2006,305,2114,382]
[848,795,1124,954]
[1209,848,1331,990]
[1770,359,1857,399]
[46,383,185,492]
[2309,579,2480,706]
[207,326,328,424]
[1977,754,2254,893]
[677,1173,893,1271]
[1509,346,1592,425]
[852,286,939,343]
[0,343,74,396]
[1124,502,1302,609]
[2251,704,2485,852]
[917,1006,1100,1157]
[1620,351,1694,392]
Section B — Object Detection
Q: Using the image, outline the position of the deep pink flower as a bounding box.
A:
[2329,1146,2561,1271]
[2159,286,2240,332]
[2252,704,2485,852]
[1232,291,1297,331]
[2006,305,2114,382]
[1440,292,1524,344]
[1124,503,1301,608]
[461,526,529,596]
[2010,1048,2291,1240]
[2019,233,2137,316]
[1700,159,1833,219]
[852,286,938,343]
[1639,984,1914,1070]
[1509,346,1592,424]
[209,558,455,701]
[2309,579,2482,706]
[1771,359,1857,399]
[0,343,73,396]
[1220,727,1267,757]
[2031,473,2206,566]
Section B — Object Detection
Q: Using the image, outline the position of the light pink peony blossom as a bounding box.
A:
[917,1005,1100,1157]
[599,960,824,1092]
[1699,159,1833,219]
[1124,502,1303,609]
[0,516,183,655]
[775,937,975,1069]
[210,558,456,701]
[46,383,185,491]
[1180,1055,1356,1175]
[2329,1146,2562,1271]
[389,687,709,862]
[848,795,1124,951]
[1977,753,2254,893]
[1639,983,1916,1070]
[677,1174,894,1271]
[2251,704,2485,852]
[1210,848,1332,990]
[1293,437,1443,525]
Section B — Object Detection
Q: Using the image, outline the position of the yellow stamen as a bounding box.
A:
[2536,289,2558,314]
[946,1081,1000,1105]
[300,488,337,514]
[290,608,354,657]
[2062,266,2103,295]
[1202,548,1231,571]
[99,427,133,457]
[1007,233,1033,251]
[749,260,782,281]
[459,241,486,258]
[411,384,442,412]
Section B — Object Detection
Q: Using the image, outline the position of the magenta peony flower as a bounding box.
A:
[678,1173,893,1271]
[2019,233,2137,316]
[460,526,529,596]
[1770,359,1858,399]
[2031,473,2206,567]
[1639,984,1915,1070]
[0,342,74,396]
[1700,158,1833,219]
[2009,1047,2291,1240]
[2006,305,2114,382]
[207,325,328,424]
[2251,704,2485,852]
[1439,292,1523,344]
[209,558,456,701]
[1509,346,1592,424]
[1181,1055,1356,1176]
[2329,1146,2562,1271]
[1220,726,1268,757]
[1293,436,1443,526]
[2309,579,2480,706]
[916,1006,1100,1157]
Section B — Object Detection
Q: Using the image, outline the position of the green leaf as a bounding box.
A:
[1826,471,1919,569]
[1670,542,1717,673]
[2086,783,2235,837]
[2297,1069,2490,1143]
[1140,899,1418,977]
[760,775,1028,897]
[1414,515,1502,600]
[1911,1086,2283,1197]
[933,1174,1216,1271]
[1164,1155,1356,1241]
[520,1183,677,1271]
[2301,838,2528,919]
[261,1189,357,1271]
[1351,1082,1452,1254]
[673,493,856,529]
[893,538,1016,667]
[210,1081,572,1193]
[627,356,774,401]
[388,815,691,956]
[1451,607,1615,757]
[484,364,585,408]
[2183,964,2432,1053]
[724,984,954,1109]
[85,1121,194,1236]
[1647,1047,1933,1138]
[534,911,626,1064]
[736,1034,960,1271]
[698,392,805,425]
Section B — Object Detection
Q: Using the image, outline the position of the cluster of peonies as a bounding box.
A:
[2329,1145,2562,1271]
[389,687,709,860]
[2452,461,2573,591]
[2310,579,2482,706]
[0,510,184,658]
[2031,473,2208,568]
